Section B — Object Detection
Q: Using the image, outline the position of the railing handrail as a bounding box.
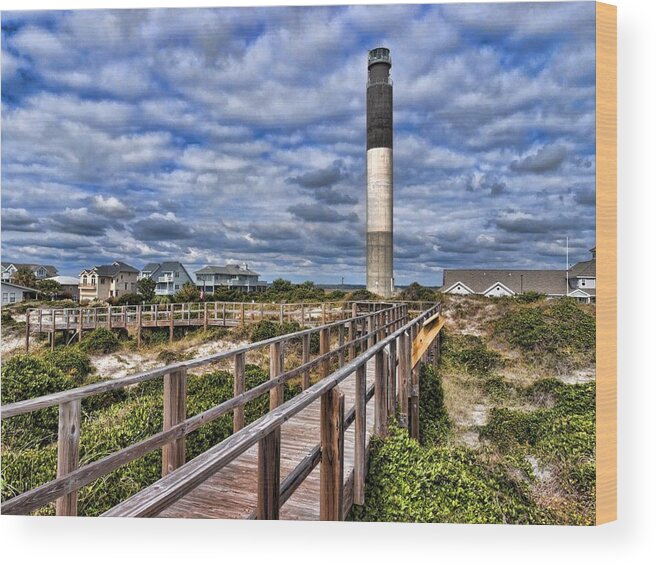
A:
[2,304,408,418]
[102,303,439,517]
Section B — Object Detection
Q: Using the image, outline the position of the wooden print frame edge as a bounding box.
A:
[595,1,617,526]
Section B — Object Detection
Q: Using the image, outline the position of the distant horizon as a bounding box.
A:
[2,4,596,286]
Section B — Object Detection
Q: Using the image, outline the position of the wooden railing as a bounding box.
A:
[24,300,387,351]
[2,302,442,518]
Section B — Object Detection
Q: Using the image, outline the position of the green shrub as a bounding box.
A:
[496,307,549,350]
[114,293,142,306]
[2,309,14,326]
[442,332,500,376]
[41,346,93,383]
[480,379,596,524]
[350,425,550,524]
[514,291,545,304]
[419,364,450,445]
[80,327,120,354]
[250,320,302,343]
[1,355,75,448]
[496,299,595,359]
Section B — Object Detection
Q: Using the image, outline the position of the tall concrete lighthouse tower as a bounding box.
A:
[366,47,394,298]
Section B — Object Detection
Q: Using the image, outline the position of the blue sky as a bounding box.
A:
[1,2,596,285]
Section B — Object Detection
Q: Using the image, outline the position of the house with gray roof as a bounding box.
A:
[565,247,596,303]
[1,262,58,282]
[195,264,267,294]
[441,247,596,303]
[139,262,194,296]
[79,261,139,302]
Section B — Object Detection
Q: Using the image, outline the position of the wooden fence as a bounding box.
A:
[24,300,392,351]
[2,301,443,519]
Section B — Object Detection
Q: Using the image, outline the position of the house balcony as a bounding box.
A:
[79,283,97,290]
[158,275,174,283]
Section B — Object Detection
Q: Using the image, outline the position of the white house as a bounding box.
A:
[1,282,39,305]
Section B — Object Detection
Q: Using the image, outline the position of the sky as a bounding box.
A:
[0,2,597,285]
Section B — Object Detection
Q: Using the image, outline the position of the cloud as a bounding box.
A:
[89,195,135,219]
[49,207,115,236]
[510,145,568,173]
[131,212,194,241]
[287,161,346,189]
[1,4,597,283]
[287,204,358,224]
[1,208,42,232]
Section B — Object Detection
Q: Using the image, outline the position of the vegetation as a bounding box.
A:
[113,292,143,306]
[495,298,595,368]
[41,346,94,383]
[250,319,302,343]
[34,279,62,300]
[79,327,121,355]
[352,295,596,525]
[11,266,37,288]
[396,282,441,302]
[173,282,201,303]
[137,277,156,302]
[351,424,550,524]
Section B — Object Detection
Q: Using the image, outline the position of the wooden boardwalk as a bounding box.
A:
[159,359,376,520]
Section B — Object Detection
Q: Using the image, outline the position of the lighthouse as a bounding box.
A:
[366,47,394,298]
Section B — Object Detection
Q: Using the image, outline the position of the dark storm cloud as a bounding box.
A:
[1,208,41,232]
[287,161,346,189]
[287,204,358,224]
[573,187,596,206]
[49,208,115,236]
[131,213,194,241]
[510,145,568,173]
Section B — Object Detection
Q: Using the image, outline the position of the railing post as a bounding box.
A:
[270,341,284,409]
[398,331,409,428]
[388,338,397,418]
[136,305,142,348]
[257,427,281,520]
[354,365,366,506]
[203,302,208,331]
[375,350,388,436]
[56,399,81,516]
[409,360,420,442]
[169,304,174,343]
[319,327,330,379]
[279,304,284,324]
[338,324,345,367]
[78,307,83,342]
[348,319,356,360]
[302,333,311,390]
[367,314,375,348]
[25,309,31,352]
[162,367,187,476]
[322,303,326,325]
[320,387,344,521]
[240,303,245,326]
[233,352,245,432]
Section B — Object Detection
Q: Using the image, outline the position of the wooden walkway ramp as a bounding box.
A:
[1,302,443,520]
[160,360,376,520]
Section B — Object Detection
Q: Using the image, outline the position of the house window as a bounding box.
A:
[175,271,180,278]
[91,276,96,285]
[82,276,87,284]
[101,278,106,284]
[2,293,7,302]
[9,292,16,303]
[175,284,180,290]
[125,283,128,290]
